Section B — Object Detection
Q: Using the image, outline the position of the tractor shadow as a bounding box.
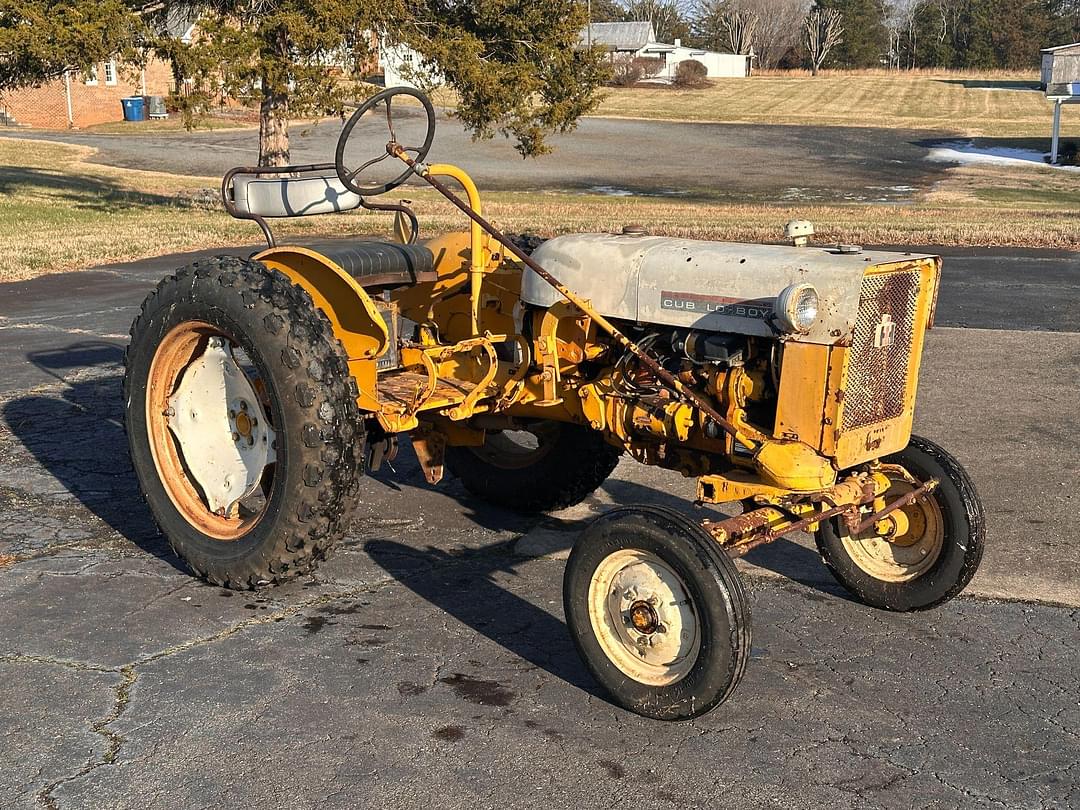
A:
[2,341,184,570]
[365,537,607,699]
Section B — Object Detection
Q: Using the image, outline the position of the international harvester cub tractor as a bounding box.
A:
[126,88,984,720]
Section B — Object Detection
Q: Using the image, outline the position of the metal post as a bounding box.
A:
[63,71,74,128]
[1051,100,1062,165]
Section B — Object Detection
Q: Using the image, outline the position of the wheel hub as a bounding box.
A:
[843,480,942,582]
[166,338,276,515]
[588,550,700,686]
[628,600,660,634]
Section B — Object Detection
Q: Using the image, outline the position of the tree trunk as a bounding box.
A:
[811,61,819,76]
[259,89,290,167]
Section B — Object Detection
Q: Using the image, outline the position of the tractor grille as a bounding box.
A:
[842,270,921,431]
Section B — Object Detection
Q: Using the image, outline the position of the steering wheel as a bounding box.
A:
[335,87,436,197]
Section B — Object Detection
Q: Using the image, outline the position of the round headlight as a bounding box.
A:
[776,283,819,333]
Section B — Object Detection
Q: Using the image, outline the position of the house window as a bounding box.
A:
[85,65,98,86]
[104,60,117,86]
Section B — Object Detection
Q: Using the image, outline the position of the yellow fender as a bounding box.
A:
[255,246,386,412]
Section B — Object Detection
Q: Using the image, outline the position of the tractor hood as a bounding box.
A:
[522,233,937,345]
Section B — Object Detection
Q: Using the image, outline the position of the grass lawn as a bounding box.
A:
[85,117,254,135]
[595,71,1080,138]
[0,137,1076,282]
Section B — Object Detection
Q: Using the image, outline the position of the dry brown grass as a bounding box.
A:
[0,137,1076,282]
[596,71,1077,138]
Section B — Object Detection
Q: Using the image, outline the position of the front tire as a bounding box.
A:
[816,435,984,612]
[124,256,364,588]
[445,420,621,514]
[564,506,752,721]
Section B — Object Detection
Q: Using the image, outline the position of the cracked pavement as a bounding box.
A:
[0,245,1078,808]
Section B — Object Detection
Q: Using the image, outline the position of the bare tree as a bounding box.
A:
[694,0,807,67]
[804,7,843,75]
[752,0,811,68]
[722,8,760,54]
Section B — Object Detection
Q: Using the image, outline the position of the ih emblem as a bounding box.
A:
[873,314,896,349]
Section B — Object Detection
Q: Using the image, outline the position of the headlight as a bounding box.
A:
[776,283,819,333]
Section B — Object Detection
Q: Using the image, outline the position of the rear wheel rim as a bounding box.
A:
[468,421,560,470]
[840,479,945,582]
[146,321,277,541]
[587,548,701,686]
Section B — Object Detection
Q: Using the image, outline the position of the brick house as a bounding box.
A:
[0,59,178,129]
[0,16,194,129]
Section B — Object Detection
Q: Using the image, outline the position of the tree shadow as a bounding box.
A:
[934,79,1041,92]
[0,165,210,213]
[2,341,183,570]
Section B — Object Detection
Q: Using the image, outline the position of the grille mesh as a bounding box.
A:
[841,271,921,431]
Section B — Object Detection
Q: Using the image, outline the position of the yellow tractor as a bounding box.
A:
[125,87,984,720]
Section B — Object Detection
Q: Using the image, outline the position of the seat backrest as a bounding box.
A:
[231,173,362,218]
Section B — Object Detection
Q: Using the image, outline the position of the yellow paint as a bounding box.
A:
[255,247,386,411]
[774,342,831,445]
[425,163,486,335]
[753,440,837,492]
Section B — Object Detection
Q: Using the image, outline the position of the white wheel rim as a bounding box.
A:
[587,549,701,686]
[166,336,276,515]
[146,322,277,540]
[840,480,944,582]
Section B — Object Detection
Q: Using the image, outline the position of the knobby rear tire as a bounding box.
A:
[124,256,364,588]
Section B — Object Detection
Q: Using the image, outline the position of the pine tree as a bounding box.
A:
[0,0,143,91]
[813,0,888,67]
[155,0,609,166]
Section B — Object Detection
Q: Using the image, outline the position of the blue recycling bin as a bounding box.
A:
[121,97,146,122]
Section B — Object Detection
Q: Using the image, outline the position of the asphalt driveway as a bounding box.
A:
[1,242,1078,808]
[2,114,948,204]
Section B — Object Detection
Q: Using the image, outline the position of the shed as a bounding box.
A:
[637,39,752,79]
[1041,43,1080,89]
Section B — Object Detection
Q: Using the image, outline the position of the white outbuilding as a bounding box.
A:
[636,39,752,79]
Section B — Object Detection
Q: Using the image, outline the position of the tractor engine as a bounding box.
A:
[523,231,941,478]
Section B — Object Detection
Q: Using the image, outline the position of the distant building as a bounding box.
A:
[580,23,752,79]
[0,14,194,129]
[580,21,657,55]
[1042,42,1080,93]
[637,39,752,79]
[1043,43,1080,164]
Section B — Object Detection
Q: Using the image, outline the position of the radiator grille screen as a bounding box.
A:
[842,271,921,431]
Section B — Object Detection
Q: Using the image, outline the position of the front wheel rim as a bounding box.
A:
[587,549,701,686]
[145,321,277,541]
[840,479,945,582]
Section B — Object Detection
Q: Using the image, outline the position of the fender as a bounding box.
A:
[255,246,386,411]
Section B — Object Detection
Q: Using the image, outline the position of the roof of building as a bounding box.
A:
[579,22,656,51]
[1041,42,1080,55]
[163,9,198,42]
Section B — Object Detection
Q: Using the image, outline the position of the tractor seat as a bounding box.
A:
[226,169,436,288]
[300,241,436,288]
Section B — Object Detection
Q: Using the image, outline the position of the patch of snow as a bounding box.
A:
[925,140,1080,172]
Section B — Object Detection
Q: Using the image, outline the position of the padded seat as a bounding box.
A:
[303,241,436,288]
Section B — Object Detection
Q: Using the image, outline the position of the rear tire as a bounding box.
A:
[815,435,984,612]
[446,420,621,514]
[564,506,751,721]
[124,256,364,588]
